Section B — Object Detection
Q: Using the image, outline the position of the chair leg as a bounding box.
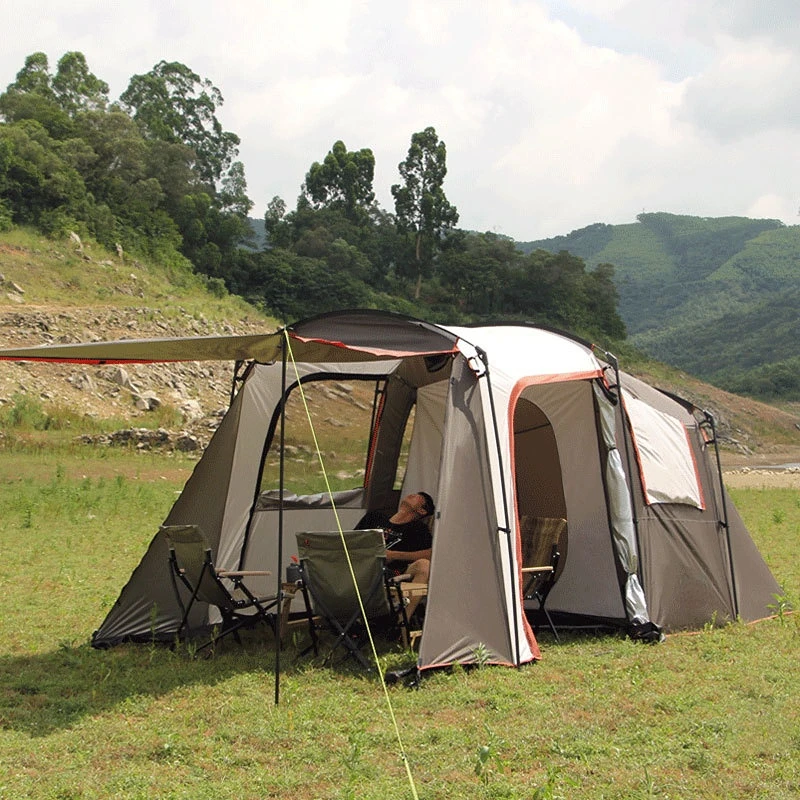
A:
[534,592,559,643]
[540,604,559,643]
[297,581,319,656]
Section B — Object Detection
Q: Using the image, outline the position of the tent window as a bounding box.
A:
[259,379,377,496]
[623,391,705,509]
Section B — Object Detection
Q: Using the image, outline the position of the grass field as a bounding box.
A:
[0,449,798,800]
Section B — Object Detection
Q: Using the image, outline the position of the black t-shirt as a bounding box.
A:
[355,509,432,569]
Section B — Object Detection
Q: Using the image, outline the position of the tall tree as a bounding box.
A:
[302,140,375,221]
[52,51,109,115]
[0,52,73,139]
[4,52,54,98]
[391,126,459,295]
[120,60,241,186]
[264,195,292,248]
[217,160,253,218]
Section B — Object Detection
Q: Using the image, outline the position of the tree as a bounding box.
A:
[0,52,73,139]
[264,195,291,247]
[584,262,626,339]
[120,60,241,186]
[1,51,108,121]
[52,52,109,115]
[438,232,519,317]
[4,52,54,98]
[303,140,375,221]
[391,126,459,296]
[0,119,87,231]
[218,160,253,218]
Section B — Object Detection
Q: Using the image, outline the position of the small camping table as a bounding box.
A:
[279,582,302,643]
[399,582,427,649]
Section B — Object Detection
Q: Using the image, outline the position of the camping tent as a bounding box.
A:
[0,310,780,670]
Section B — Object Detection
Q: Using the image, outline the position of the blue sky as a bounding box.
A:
[3,0,799,240]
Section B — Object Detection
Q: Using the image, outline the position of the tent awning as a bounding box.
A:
[0,332,284,365]
[0,310,462,365]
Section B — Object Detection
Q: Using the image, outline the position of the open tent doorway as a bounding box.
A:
[512,394,567,521]
[511,379,628,625]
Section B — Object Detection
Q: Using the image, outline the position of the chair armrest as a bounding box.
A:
[392,573,413,583]
[217,569,272,578]
[521,566,554,574]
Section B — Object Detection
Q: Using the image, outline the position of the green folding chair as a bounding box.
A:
[163,524,278,651]
[295,529,410,668]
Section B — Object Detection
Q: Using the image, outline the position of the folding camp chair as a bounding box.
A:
[520,516,568,642]
[163,524,279,651]
[295,529,411,668]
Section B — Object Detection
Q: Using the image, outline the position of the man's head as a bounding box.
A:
[402,491,435,519]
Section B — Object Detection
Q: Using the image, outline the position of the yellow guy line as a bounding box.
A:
[283,331,419,800]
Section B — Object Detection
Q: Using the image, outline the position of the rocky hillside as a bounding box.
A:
[0,303,267,448]
[0,230,274,450]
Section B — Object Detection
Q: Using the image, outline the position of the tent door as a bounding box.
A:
[513,397,567,521]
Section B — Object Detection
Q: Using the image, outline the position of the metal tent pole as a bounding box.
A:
[274,334,288,705]
[702,410,739,619]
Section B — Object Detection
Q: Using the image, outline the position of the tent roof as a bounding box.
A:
[0,309,604,380]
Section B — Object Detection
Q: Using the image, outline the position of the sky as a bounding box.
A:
[3,0,799,241]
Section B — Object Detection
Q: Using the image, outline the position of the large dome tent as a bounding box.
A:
[0,309,780,672]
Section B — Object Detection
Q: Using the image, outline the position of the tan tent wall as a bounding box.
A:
[92,376,251,644]
[92,359,403,645]
[420,356,527,667]
[620,373,780,629]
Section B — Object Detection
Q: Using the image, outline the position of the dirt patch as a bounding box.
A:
[723,468,800,490]
[720,444,800,489]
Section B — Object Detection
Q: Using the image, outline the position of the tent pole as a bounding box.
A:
[230,359,245,405]
[701,410,739,619]
[274,333,288,705]
[475,347,521,667]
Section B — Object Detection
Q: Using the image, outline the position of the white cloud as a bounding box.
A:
[680,39,800,140]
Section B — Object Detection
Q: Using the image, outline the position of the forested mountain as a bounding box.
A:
[0,51,624,346]
[520,213,800,400]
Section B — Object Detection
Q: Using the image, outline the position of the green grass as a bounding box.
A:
[0,452,798,799]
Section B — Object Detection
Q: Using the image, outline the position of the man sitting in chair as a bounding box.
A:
[355,491,435,619]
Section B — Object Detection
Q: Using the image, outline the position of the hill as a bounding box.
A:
[0,227,275,446]
[519,213,800,401]
[1,228,799,466]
